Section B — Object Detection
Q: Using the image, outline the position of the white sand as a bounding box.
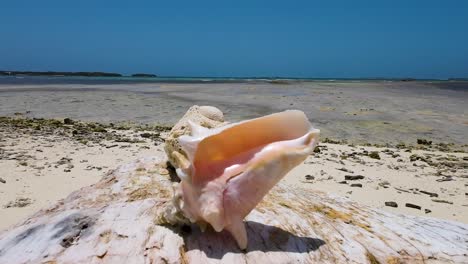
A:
[1,129,467,232]
[0,131,163,231]
[284,143,468,223]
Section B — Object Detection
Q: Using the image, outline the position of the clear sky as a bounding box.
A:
[1,0,467,78]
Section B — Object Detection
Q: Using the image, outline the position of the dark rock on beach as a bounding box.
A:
[406,203,422,210]
[417,139,432,145]
[420,190,439,197]
[385,201,398,208]
[368,151,381,160]
[345,175,365,181]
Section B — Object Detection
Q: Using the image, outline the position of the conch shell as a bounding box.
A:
[171,108,319,249]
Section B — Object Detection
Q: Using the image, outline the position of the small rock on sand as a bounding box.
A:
[0,177,5,184]
[350,183,362,188]
[385,201,398,208]
[345,175,365,181]
[405,203,421,210]
[369,151,381,160]
[417,139,432,145]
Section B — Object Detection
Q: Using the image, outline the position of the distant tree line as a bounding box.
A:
[0,71,122,77]
[0,71,158,78]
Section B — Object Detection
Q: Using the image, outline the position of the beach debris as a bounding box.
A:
[420,190,439,197]
[345,175,364,181]
[385,201,398,208]
[338,180,348,184]
[378,180,391,188]
[425,209,432,214]
[166,108,320,249]
[405,203,421,210]
[436,176,454,182]
[4,197,33,208]
[337,167,353,173]
[350,183,363,188]
[394,187,411,193]
[431,199,453,204]
[56,157,72,166]
[305,174,315,180]
[0,177,5,184]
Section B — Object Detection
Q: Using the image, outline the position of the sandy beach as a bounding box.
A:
[0,80,467,232]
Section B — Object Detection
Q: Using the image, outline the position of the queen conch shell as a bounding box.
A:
[168,107,320,249]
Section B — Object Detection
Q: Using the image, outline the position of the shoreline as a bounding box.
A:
[1,116,467,231]
[1,82,466,146]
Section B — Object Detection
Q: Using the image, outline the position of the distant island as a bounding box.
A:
[0,71,160,78]
[0,71,122,77]
[131,73,157,78]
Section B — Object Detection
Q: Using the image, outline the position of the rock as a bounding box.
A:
[305,174,315,180]
[425,209,432,214]
[368,151,380,160]
[417,139,432,145]
[313,146,321,153]
[350,183,362,188]
[0,177,5,184]
[345,175,365,181]
[385,201,398,208]
[164,105,225,169]
[420,190,439,197]
[139,132,153,138]
[338,180,348,184]
[63,118,74,125]
[405,203,421,210]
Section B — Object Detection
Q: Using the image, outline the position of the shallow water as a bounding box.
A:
[0,79,467,145]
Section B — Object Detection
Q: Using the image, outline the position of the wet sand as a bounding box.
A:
[0,81,467,145]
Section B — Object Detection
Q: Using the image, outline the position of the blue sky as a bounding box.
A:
[1,0,467,78]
